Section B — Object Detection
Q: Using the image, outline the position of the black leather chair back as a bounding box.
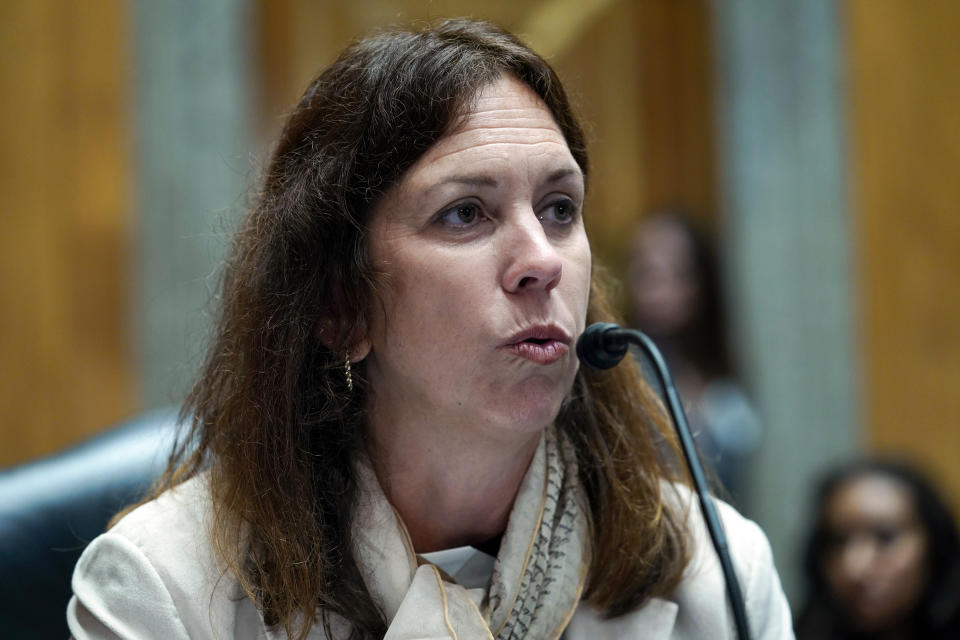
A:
[0,409,181,639]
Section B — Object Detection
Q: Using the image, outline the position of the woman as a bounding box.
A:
[628,211,761,502]
[795,459,960,640]
[69,19,791,640]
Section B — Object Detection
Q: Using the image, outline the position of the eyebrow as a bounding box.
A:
[545,167,583,183]
[425,167,583,194]
[426,175,498,194]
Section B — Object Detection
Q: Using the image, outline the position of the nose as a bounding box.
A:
[839,536,877,584]
[501,213,563,294]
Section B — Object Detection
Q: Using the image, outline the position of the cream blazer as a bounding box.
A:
[68,475,794,639]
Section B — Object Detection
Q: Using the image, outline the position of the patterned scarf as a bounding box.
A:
[351,427,591,639]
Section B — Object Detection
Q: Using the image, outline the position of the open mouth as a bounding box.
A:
[502,327,571,365]
[507,339,568,364]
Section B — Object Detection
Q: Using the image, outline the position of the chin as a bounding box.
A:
[845,603,903,635]
[490,377,570,434]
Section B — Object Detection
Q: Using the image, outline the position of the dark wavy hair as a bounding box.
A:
[129,19,690,639]
[795,458,960,639]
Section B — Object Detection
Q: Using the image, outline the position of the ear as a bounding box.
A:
[315,317,371,362]
[349,337,371,363]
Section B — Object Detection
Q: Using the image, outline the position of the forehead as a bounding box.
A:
[825,474,918,527]
[408,75,576,171]
[632,220,694,261]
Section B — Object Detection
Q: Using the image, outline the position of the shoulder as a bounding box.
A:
[699,381,762,452]
[567,485,794,639]
[68,474,270,639]
[668,484,794,639]
[105,472,211,550]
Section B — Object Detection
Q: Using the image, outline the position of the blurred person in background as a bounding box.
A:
[795,459,960,639]
[628,211,761,504]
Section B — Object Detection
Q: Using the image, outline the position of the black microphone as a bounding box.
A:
[575,322,629,369]
[576,322,752,640]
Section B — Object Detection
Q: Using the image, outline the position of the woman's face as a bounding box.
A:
[362,75,591,443]
[629,217,700,337]
[821,474,929,633]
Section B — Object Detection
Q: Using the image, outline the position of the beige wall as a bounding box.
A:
[846,0,960,514]
[0,1,135,467]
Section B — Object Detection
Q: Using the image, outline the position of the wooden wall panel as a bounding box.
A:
[846,0,960,514]
[554,1,645,267]
[635,1,716,226]
[571,0,715,309]
[0,1,134,467]
[255,0,533,146]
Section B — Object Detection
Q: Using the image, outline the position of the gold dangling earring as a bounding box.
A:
[344,354,354,392]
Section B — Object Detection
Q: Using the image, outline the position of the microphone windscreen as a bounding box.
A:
[576,322,628,370]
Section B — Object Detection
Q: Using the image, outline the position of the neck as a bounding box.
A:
[366,409,542,553]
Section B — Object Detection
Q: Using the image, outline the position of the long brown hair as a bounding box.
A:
[143,19,689,639]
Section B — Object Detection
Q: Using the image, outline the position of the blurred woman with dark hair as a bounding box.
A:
[68,20,791,640]
[628,211,761,502]
[796,459,960,639]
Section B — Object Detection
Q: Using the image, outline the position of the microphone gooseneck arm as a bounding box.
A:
[576,322,752,640]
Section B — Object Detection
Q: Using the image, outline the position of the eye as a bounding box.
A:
[872,526,901,547]
[825,531,849,551]
[438,202,485,228]
[538,198,578,225]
